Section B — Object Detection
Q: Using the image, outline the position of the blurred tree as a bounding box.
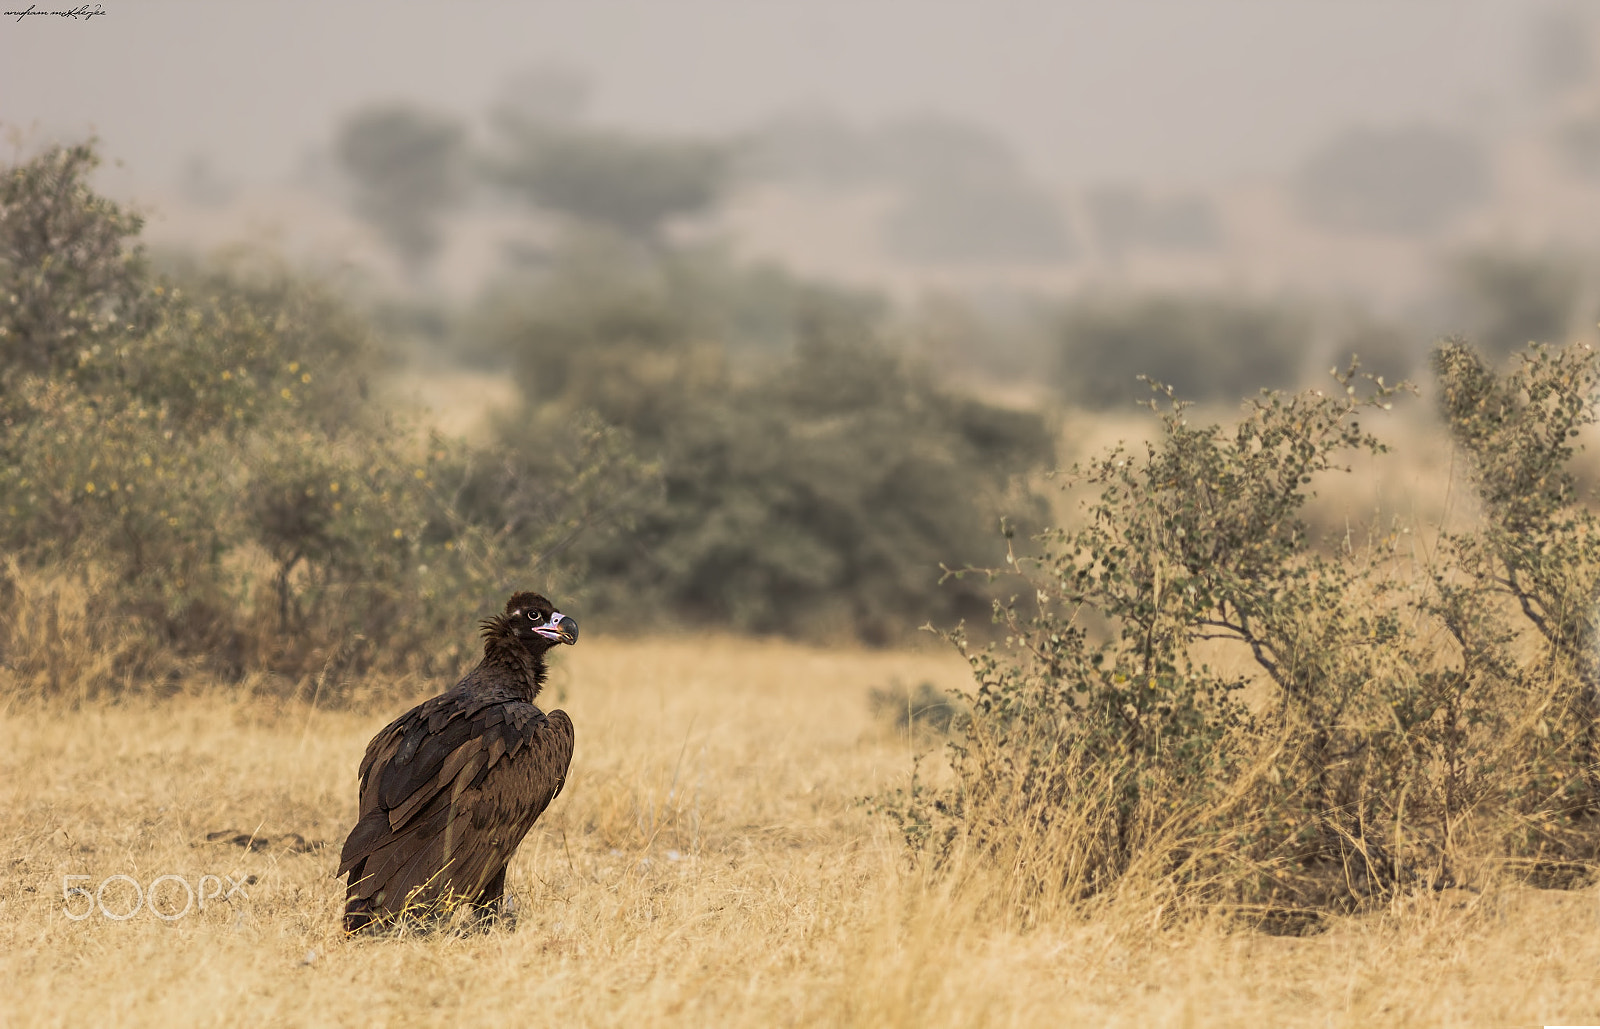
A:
[901,291,1054,384]
[1293,124,1490,235]
[0,141,156,380]
[1447,250,1583,359]
[475,237,725,435]
[487,119,731,244]
[334,104,468,282]
[476,235,881,417]
[1056,293,1307,408]
[480,240,1051,642]
[583,328,1050,642]
[0,139,659,685]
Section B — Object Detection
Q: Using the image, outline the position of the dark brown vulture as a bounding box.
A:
[339,591,577,932]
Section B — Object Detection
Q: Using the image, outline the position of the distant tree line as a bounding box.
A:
[0,140,1054,696]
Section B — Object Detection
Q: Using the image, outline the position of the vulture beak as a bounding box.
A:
[534,613,579,645]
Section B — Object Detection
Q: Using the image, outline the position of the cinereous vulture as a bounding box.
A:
[339,591,577,931]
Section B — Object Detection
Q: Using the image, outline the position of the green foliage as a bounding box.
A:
[220,413,653,678]
[0,376,238,629]
[893,371,1408,906]
[0,250,425,678]
[433,409,660,602]
[488,123,730,241]
[476,236,891,458]
[483,238,1053,642]
[0,141,157,379]
[611,334,1043,640]
[1055,293,1307,409]
[1432,341,1600,841]
[0,136,1052,684]
[884,344,1600,917]
[0,141,649,691]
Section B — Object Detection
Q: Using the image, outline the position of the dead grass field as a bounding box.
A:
[3,635,1600,1028]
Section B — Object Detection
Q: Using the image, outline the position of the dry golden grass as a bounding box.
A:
[4,636,1600,1027]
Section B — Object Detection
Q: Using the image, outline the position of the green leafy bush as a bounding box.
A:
[0,141,157,379]
[0,142,650,694]
[884,344,1600,920]
[1432,341,1600,850]
[482,239,1054,641]
[0,137,1052,688]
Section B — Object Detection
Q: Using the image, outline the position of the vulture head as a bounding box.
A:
[481,591,579,656]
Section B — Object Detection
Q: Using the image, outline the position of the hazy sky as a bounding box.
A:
[0,1,1548,192]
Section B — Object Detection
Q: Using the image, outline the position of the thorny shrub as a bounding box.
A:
[1431,340,1600,858]
[883,348,1600,921]
[0,142,652,695]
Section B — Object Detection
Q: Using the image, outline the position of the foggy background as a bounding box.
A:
[6,2,1589,315]
[8,0,1600,649]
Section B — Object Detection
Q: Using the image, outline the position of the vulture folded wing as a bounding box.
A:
[340,699,574,914]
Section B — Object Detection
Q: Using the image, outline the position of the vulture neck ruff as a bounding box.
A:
[478,615,549,700]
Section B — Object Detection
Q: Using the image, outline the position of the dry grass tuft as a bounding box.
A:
[0,561,186,704]
[2,636,1599,1026]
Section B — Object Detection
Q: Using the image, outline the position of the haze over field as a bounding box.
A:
[7,2,1600,311]
[1,3,1525,184]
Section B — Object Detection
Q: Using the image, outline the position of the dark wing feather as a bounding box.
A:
[340,694,574,916]
[381,715,477,810]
